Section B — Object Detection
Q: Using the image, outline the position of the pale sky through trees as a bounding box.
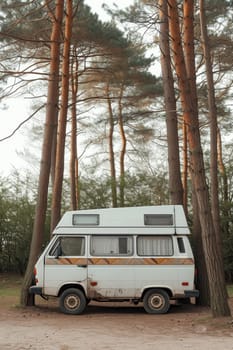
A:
[0,0,134,175]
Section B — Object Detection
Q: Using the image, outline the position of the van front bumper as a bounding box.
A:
[184,289,199,298]
[29,286,42,295]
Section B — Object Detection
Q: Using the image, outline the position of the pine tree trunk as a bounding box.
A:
[168,0,231,317]
[70,47,79,210]
[199,0,221,247]
[217,128,229,236]
[192,188,210,306]
[158,0,183,205]
[20,0,64,306]
[182,121,188,214]
[183,0,210,305]
[106,82,118,208]
[118,83,126,207]
[51,0,73,231]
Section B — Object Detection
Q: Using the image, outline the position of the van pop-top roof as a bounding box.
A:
[54,205,190,235]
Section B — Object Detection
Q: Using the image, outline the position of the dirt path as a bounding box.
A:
[0,296,233,350]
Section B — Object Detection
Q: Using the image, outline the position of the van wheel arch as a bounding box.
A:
[58,283,86,298]
[141,287,172,300]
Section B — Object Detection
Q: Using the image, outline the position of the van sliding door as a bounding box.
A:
[87,235,135,299]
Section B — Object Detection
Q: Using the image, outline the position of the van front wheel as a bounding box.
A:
[143,289,170,314]
[59,288,86,315]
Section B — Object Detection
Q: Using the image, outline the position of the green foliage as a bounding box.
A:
[75,171,169,209]
[0,172,48,275]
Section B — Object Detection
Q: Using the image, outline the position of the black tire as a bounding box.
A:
[143,289,170,314]
[59,288,87,315]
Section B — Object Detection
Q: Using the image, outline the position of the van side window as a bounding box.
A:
[137,236,173,256]
[49,237,85,256]
[177,237,186,253]
[91,236,133,256]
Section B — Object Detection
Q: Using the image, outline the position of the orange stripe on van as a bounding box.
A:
[88,258,193,265]
[45,258,88,265]
[45,257,193,265]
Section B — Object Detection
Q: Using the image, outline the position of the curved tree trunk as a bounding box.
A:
[118,83,126,207]
[20,0,64,307]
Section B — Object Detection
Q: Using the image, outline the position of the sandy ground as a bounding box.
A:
[0,296,233,350]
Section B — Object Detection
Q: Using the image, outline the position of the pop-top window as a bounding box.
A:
[144,214,173,226]
[73,214,99,226]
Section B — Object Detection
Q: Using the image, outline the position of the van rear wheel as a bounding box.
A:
[59,288,86,315]
[143,289,170,314]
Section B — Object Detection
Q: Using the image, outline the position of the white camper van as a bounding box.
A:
[30,205,199,314]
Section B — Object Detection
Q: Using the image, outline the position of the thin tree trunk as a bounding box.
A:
[70,47,79,210]
[168,0,230,317]
[182,120,188,214]
[118,83,126,207]
[217,128,229,238]
[106,82,118,208]
[51,0,73,231]
[158,0,183,205]
[183,0,210,305]
[199,0,221,246]
[20,0,64,306]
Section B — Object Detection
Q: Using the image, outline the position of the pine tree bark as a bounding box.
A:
[183,0,210,305]
[217,128,229,237]
[182,120,188,214]
[199,0,221,247]
[168,0,230,317]
[106,82,118,208]
[20,0,64,306]
[70,47,79,210]
[158,0,183,205]
[118,83,126,207]
[51,0,73,231]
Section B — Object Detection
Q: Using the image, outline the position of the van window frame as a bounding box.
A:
[48,236,86,257]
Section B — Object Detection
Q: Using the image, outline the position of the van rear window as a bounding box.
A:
[177,237,186,253]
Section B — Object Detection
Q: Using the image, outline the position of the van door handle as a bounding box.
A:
[77,264,87,268]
